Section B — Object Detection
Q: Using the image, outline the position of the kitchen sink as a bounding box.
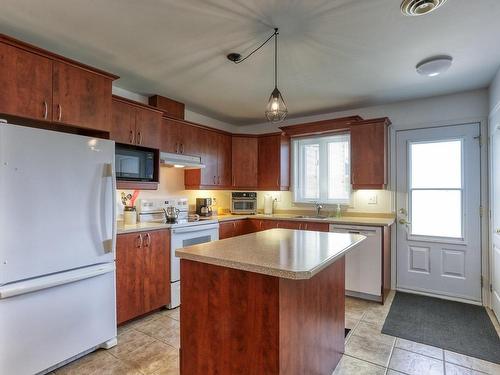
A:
[294,215,329,220]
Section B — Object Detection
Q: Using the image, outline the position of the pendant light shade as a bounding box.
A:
[265,28,287,123]
[265,87,288,123]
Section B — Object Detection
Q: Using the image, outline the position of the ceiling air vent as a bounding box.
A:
[401,0,448,16]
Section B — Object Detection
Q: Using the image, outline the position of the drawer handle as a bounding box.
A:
[136,234,143,248]
[43,101,48,119]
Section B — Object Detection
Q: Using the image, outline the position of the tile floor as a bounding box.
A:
[51,292,500,375]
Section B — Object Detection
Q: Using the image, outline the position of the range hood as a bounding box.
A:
[160,152,205,169]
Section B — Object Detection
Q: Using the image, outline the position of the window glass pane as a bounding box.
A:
[410,190,462,238]
[411,140,462,188]
[328,138,350,201]
[300,143,319,200]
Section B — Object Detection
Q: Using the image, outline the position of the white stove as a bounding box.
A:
[136,198,219,308]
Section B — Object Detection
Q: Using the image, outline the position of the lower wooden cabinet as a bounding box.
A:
[116,229,170,324]
[219,219,330,239]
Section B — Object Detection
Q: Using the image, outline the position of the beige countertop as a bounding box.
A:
[176,229,366,280]
[117,214,394,234]
[216,213,395,226]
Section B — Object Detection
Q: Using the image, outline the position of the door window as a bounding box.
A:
[409,139,464,239]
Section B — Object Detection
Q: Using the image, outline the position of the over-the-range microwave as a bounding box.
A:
[115,144,156,181]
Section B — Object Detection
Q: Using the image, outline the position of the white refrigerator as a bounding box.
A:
[0,122,117,375]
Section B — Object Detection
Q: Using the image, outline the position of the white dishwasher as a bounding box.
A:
[330,224,382,300]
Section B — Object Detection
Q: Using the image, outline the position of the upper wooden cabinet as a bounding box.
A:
[258,133,290,191]
[350,118,390,189]
[149,95,185,120]
[52,61,112,132]
[0,42,53,121]
[184,128,232,189]
[111,96,162,149]
[161,117,200,155]
[0,34,117,132]
[232,136,258,189]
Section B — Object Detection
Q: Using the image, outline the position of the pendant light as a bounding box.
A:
[227,28,288,123]
[265,29,288,123]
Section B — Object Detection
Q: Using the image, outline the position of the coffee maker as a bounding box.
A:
[196,198,213,217]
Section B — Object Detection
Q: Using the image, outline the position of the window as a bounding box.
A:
[409,139,464,239]
[292,133,351,204]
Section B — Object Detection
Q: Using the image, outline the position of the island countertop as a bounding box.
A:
[175,228,366,280]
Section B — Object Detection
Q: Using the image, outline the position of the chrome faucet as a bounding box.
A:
[314,202,323,217]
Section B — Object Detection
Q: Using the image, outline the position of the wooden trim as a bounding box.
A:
[279,116,363,137]
[117,181,158,190]
[0,33,119,80]
[112,95,163,114]
[350,117,392,127]
[162,114,233,136]
[381,225,392,304]
[352,183,386,190]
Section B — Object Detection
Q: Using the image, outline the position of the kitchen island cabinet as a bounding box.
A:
[176,229,366,375]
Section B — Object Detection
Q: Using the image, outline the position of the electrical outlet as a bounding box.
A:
[368,194,377,205]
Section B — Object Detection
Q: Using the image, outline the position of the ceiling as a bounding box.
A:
[1,0,500,125]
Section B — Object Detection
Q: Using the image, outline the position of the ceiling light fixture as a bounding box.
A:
[227,28,288,123]
[416,56,453,77]
[401,0,448,16]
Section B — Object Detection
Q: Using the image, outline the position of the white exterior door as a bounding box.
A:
[491,123,500,319]
[396,123,482,302]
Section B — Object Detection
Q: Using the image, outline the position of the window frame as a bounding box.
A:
[292,132,351,205]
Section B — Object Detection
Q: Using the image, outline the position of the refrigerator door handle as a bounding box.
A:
[102,163,116,254]
[0,263,115,299]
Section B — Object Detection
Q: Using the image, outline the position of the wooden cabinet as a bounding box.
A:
[0,35,117,132]
[0,42,53,121]
[258,133,290,190]
[111,97,162,149]
[350,118,390,189]
[52,61,112,132]
[219,219,252,239]
[149,94,185,120]
[160,117,201,155]
[301,221,329,232]
[232,136,258,188]
[185,129,232,189]
[116,229,170,324]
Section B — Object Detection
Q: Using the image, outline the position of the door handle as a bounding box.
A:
[496,228,500,234]
[137,131,142,145]
[399,218,411,225]
[145,233,151,247]
[129,130,135,144]
[180,143,184,154]
[57,104,62,121]
[213,176,216,184]
[136,234,143,248]
[43,101,48,119]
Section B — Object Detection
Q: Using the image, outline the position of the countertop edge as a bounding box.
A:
[176,235,366,280]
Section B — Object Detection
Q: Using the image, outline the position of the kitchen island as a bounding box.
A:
[176,228,366,375]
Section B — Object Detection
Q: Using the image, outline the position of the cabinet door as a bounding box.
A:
[116,233,144,324]
[219,221,236,239]
[178,123,200,156]
[232,136,258,188]
[143,230,170,312]
[0,43,52,121]
[136,107,161,149]
[261,220,279,230]
[258,134,290,190]
[350,122,388,189]
[161,118,181,153]
[302,222,329,232]
[218,133,232,187]
[201,129,219,186]
[110,99,135,144]
[277,220,302,230]
[52,61,112,131]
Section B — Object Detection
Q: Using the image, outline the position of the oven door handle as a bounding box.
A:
[172,224,220,234]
